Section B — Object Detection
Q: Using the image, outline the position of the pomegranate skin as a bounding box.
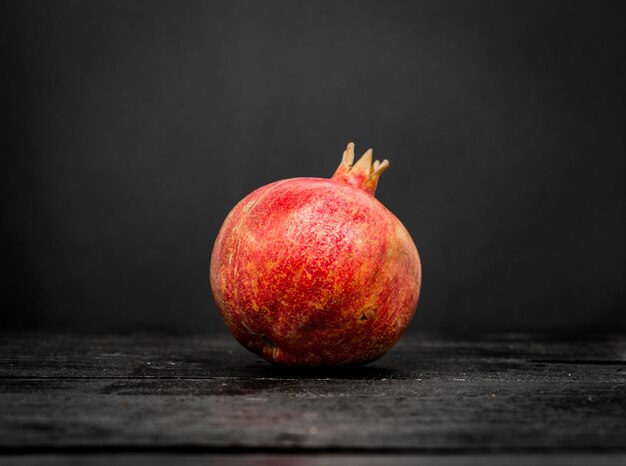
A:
[210,144,421,367]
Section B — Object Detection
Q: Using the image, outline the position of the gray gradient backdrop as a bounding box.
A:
[2,0,624,334]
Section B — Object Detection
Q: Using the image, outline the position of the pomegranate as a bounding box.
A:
[210,143,421,367]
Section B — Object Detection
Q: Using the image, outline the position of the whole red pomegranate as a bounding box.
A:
[210,143,421,367]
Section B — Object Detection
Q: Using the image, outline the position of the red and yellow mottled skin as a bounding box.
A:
[210,143,421,367]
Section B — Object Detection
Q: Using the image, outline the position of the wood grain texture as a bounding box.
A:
[1,453,626,466]
[0,334,624,457]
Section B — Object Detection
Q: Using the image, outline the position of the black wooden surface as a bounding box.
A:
[0,333,624,465]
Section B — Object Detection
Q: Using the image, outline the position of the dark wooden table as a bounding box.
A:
[0,333,624,465]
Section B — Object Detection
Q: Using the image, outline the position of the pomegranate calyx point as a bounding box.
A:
[331,142,389,195]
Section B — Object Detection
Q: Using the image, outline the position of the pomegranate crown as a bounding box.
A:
[331,142,389,195]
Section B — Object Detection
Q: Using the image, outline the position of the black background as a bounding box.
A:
[2,0,624,334]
